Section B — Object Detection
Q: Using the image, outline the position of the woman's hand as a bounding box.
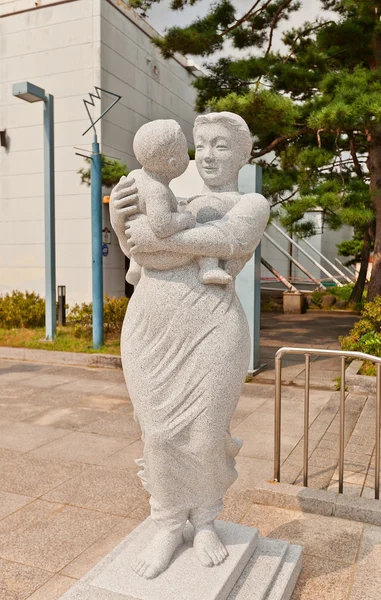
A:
[125,215,166,254]
[110,176,139,222]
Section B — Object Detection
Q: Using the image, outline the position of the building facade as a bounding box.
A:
[0,0,199,305]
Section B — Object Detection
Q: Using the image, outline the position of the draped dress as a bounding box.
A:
[119,193,269,526]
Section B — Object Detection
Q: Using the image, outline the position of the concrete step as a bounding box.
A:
[228,539,302,600]
[59,519,302,600]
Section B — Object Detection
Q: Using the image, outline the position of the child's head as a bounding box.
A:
[133,119,189,179]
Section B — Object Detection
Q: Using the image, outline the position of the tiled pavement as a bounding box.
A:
[2,311,381,600]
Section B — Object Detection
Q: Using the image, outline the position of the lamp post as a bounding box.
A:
[12,81,56,340]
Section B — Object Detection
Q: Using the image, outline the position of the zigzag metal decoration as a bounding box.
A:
[82,87,122,136]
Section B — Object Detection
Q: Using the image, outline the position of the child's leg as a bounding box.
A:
[199,257,232,285]
[126,257,142,286]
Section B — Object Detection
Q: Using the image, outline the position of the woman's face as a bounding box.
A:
[194,122,243,188]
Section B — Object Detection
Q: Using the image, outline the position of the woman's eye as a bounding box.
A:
[216,146,228,150]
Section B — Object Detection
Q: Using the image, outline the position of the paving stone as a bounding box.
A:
[0,454,86,497]
[0,490,33,519]
[99,440,144,470]
[42,465,148,516]
[0,505,122,572]
[290,553,354,600]
[60,518,140,579]
[29,431,129,464]
[24,406,107,429]
[59,379,120,395]
[0,400,48,422]
[346,524,381,599]
[0,557,52,600]
[19,374,73,389]
[0,499,64,536]
[79,412,141,439]
[72,394,131,411]
[241,503,363,564]
[27,575,77,600]
[0,421,70,451]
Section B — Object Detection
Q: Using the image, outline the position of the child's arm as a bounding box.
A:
[145,188,196,238]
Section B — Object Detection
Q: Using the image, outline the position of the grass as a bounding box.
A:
[0,326,121,355]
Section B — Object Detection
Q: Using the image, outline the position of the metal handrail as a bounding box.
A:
[274,347,381,499]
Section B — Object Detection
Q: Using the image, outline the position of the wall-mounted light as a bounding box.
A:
[0,130,6,148]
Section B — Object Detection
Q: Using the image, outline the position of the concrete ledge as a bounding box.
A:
[252,480,381,526]
[0,346,122,370]
[346,359,376,394]
[251,480,336,517]
[334,494,381,526]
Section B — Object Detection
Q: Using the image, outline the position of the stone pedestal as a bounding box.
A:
[59,519,302,600]
[283,291,305,314]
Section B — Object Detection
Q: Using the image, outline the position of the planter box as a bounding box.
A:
[283,291,306,314]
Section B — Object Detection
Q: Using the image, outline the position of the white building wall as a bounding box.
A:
[0,0,198,305]
[98,0,198,298]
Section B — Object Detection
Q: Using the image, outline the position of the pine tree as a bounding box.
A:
[138,0,381,300]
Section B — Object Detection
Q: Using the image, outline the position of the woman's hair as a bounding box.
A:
[193,112,253,165]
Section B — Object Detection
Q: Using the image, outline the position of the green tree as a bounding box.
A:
[78,155,129,188]
[139,0,381,300]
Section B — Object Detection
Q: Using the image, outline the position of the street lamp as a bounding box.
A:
[12,81,56,340]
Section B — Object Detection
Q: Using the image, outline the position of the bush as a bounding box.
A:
[67,294,129,339]
[340,296,381,357]
[0,291,45,328]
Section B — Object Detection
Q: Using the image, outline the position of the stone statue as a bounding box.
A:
[110,112,270,581]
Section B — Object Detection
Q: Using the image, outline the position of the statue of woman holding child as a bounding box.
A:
[110,112,269,580]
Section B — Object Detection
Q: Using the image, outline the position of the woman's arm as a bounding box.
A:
[126,193,270,261]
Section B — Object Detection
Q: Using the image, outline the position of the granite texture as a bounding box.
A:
[109,112,270,578]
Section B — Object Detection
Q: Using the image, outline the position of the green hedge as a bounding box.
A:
[0,291,129,336]
[341,296,381,357]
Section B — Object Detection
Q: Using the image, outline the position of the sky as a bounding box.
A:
[144,0,336,62]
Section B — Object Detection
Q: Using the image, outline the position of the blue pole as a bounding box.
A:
[91,132,104,348]
[253,164,262,371]
[43,94,56,340]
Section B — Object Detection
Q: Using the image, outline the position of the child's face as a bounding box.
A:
[166,133,189,179]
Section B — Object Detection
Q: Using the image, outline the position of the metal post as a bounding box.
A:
[274,355,282,482]
[43,94,56,340]
[299,236,352,284]
[58,286,66,327]
[261,257,299,293]
[335,258,356,279]
[271,223,343,287]
[91,133,104,349]
[303,354,311,487]
[339,356,346,494]
[263,232,325,290]
[376,364,381,500]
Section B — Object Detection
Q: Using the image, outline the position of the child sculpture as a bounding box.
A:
[122,119,234,286]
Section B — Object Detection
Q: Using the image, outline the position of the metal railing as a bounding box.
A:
[274,347,381,499]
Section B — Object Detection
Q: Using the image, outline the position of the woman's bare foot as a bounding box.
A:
[131,527,184,579]
[193,523,229,567]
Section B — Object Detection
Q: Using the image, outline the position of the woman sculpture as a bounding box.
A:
[110,112,270,580]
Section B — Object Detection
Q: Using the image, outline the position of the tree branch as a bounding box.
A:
[265,0,295,57]
[251,127,311,158]
[219,0,273,38]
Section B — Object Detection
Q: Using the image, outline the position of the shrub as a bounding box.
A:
[340,296,381,357]
[0,291,45,328]
[67,294,129,338]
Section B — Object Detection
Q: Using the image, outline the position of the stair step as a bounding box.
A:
[228,539,302,600]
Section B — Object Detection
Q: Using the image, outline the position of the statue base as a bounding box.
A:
[59,518,302,600]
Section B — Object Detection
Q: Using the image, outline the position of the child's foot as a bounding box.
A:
[201,270,232,285]
[193,523,229,567]
[131,527,184,579]
[126,268,141,286]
